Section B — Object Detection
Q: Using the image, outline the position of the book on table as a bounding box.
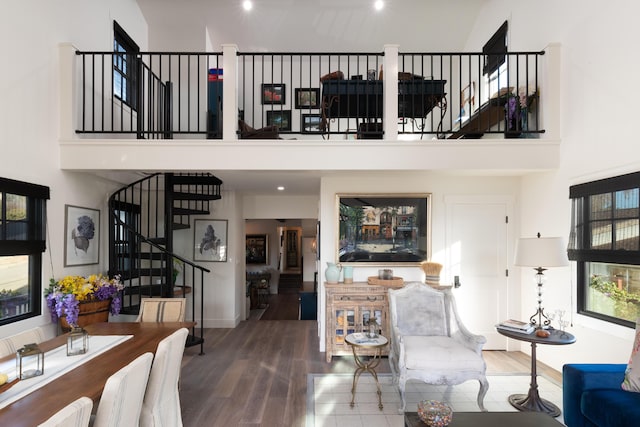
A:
[497,319,535,334]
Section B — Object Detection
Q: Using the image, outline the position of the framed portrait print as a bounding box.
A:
[266,110,292,131]
[295,88,320,109]
[246,234,268,264]
[337,193,431,265]
[194,219,228,262]
[64,205,100,266]
[261,83,286,105]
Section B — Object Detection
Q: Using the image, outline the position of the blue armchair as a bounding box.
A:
[563,364,640,427]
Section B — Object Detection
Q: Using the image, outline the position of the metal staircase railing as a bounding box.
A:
[108,172,222,355]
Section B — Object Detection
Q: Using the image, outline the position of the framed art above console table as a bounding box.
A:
[337,193,431,265]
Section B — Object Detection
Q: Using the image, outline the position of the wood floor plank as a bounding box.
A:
[179,298,562,426]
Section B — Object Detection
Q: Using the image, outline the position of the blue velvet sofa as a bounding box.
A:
[563,364,640,427]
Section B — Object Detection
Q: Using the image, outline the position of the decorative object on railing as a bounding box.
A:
[44,274,123,331]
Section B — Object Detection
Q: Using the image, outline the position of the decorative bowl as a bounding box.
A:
[417,400,453,427]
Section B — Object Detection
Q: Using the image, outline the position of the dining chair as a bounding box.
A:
[136,298,186,322]
[37,396,93,427]
[92,352,154,427]
[6,326,48,353]
[140,328,189,427]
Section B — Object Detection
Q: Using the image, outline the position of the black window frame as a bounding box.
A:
[568,171,640,328]
[0,177,50,326]
[113,21,140,110]
[483,20,508,76]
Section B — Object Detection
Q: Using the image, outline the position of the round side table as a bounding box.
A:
[497,327,576,417]
[344,333,388,410]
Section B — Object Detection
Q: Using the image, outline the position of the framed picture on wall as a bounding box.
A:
[301,114,322,133]
[194,219,228,262]
[266,110,292,131]
[295,88,320,109]
[246,234,268,264]
[64,205,100,266]
[261,83,286,104]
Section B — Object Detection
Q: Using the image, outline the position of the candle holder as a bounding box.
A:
[67,327,89,356]
[16,343,44,380]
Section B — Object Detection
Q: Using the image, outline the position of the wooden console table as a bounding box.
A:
[325,282,392,362]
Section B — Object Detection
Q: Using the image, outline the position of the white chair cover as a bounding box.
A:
[140,328,189,427]
[388,282,489,412]
[37,396,93,427]
[93,352,154,427]
[136,298,186,322]
[6,326,47,352]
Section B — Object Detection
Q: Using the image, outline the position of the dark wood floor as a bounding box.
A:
[178,294,561,427]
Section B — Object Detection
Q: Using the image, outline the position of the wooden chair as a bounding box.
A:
[136,298,186,323]
[93,352,154,427]
[37,396,93,427]
[140,328,189,427]
[388,282,489,412]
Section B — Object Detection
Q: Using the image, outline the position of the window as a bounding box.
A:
[568,172,640,327]
[0,177,50,325]
[483,21,508,76]
[113,21,139,110]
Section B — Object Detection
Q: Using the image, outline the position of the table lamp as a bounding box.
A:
[514,233,568,329]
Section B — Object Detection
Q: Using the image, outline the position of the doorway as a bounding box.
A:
[283,227,302,273]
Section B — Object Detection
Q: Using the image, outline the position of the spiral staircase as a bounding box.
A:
[108,172,222,354]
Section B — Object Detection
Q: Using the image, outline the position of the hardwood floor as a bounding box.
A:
[179,295,561,426]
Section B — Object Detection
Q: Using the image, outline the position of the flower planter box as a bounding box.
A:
[59,299,111,332]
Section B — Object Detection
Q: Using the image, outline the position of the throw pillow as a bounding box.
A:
[622,318,640,392]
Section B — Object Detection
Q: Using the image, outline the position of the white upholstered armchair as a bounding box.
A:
[388,282,489,411]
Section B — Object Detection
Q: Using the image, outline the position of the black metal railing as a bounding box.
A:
[76,51,222,139]
[74,49,545,139]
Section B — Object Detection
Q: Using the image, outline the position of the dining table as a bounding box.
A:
[0,321,194,427]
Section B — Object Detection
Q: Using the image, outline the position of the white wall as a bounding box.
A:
[0,1,148,337]
[318,171,522,351]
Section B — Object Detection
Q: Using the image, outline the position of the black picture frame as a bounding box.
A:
[301,114,322,133]
[337,193,432,265]
[266,110,292,131]
[295,88,320,109]
[261,83,286,105]
[246,234,268,264]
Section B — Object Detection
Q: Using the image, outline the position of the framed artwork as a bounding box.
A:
[266,110,292,131]
[261,83,286,104]
[337,193,432,265]
[301,114,322,133]
[194,219,228,262]
[64,205,100,266]
[295,88,320,109]
[246,234,268,264]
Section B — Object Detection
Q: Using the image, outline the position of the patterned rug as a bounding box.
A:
[306,373,564,427]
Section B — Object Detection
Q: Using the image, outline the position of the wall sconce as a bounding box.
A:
[16,343,44,379]
[67,327,89,356]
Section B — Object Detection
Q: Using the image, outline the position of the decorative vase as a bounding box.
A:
[343,266,354,284]
[417,400,453,427]
[325,262,342,284]
[59,299,111,332]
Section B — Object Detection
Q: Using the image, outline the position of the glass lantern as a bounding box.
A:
[16,343,44,379]
[367,318,379,339]
[67,327,89,356]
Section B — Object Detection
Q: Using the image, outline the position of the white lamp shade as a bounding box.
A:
[514,236,568,268]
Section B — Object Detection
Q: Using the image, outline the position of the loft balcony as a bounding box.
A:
[58,43,562,173]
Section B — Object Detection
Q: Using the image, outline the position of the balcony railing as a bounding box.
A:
[73,46,545,140]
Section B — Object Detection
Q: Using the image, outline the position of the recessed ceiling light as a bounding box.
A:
[277,186,285,191]
[374,0,384,11]
[243,1,253,11]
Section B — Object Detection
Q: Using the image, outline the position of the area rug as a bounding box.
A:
[306,373,564,427]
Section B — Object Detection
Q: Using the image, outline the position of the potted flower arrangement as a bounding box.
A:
[45,274,124,330]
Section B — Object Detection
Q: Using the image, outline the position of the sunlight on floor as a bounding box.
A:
[307,373,564,427]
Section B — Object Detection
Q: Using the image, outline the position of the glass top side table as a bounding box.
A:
[344,333,388,410]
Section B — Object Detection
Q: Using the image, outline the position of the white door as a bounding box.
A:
[445,195,511,349]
